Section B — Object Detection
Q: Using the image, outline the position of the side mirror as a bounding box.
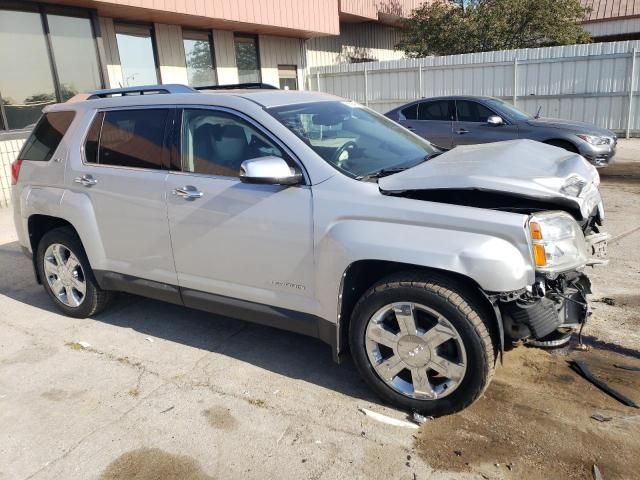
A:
[487,115,504,126]
[239,156,303,186]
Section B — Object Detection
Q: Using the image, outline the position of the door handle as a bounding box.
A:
[173,186,203,200]
[74,174,97,187]
[456,128,469,135]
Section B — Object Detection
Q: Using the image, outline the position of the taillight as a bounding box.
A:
[10,159,23,185]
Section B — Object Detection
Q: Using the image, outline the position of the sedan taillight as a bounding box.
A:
[10,159,23,185]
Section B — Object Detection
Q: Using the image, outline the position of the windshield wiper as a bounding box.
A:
[356,151,444,181]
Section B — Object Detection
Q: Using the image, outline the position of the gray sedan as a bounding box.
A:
[385,96,617,167]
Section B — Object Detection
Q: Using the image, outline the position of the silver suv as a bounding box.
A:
[11,84,609,416]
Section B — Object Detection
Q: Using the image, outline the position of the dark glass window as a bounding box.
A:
[20,111,75,161]
[456,100,496,123]
[84,112,104,164]
[278,65,297,90]
[234,34,261,83]
[48,14,102,101]
[401,104,418,120]
[0,9,57,130]
[181,109,283,177]
[419,100,454,121]
[115,23,159,87]
[94,109,169,169]
[183,30,217,87]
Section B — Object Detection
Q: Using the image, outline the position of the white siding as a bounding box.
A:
[213,30,239,85]
[97,17,123,88]
[583,18,640,38]
[259,35,304,89]
[310,40,640,134]
[154,23,189,84]
[306,22,405,68]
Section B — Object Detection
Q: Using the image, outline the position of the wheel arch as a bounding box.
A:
[27,215,79,284]
[336,259,503,363]
[543,138,579,153]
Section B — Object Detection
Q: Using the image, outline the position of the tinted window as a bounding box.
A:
[182,109,283,177]
[20,111,75,161]
[115,24,158,87]
[48,14,102,101]
[92,109,169,169]
[0,9,57,129]
[418,100,454,121]
[84,112,104,164]
[401,104,418,120]
[234,34,261,83]
[183,30,217,87]
[456,100,496,123]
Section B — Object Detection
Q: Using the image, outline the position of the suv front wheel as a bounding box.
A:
[349,273,496,416]
[37,227,113,318]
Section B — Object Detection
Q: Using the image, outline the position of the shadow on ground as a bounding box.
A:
[0,239,376,405]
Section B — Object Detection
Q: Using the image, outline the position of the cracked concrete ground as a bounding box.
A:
[1,142,639,480]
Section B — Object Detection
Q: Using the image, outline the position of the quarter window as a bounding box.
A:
[456,100,496,123]
[20,111,75,162]
[400,104,418,120]
[181,109,283,177]
[86,109,169,169]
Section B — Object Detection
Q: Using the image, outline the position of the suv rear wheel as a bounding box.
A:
[349,273,495,416]
[37,227,113,318]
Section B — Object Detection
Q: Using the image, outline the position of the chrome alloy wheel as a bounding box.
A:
[364,302,467,400]
[43,243,86,308]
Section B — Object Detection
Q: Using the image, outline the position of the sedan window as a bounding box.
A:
[418,100,454,121]
[455,100,496,123]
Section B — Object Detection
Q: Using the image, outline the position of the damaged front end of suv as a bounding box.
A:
[379,139,610,349]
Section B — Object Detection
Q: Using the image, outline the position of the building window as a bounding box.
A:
[234,34,261,83]
[278,65,298,90]
[115,23,159,87]
[0,5,103,131]
[183,30,217,88]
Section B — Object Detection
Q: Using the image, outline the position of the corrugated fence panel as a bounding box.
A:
[310,40,640,134]
[0,137,26,208]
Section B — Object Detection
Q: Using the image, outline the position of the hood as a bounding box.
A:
[526,117,614,137]
[378,140,602,220]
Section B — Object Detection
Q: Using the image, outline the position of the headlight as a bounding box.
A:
[577,134,609,146]
[529,211,588,273]
[560,175,587,197]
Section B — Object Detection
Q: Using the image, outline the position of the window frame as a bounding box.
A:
[0,1,105,131]
[169,105,309,185]
[182,29,217,88]
[277,64,298,90]
[81,106,175,172]
[233,33,262,83]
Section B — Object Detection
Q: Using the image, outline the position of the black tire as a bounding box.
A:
[545,139,578,153]
[349,272,496,416]
[36,227,114,318]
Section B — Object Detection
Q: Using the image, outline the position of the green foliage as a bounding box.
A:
[397,0,592,57]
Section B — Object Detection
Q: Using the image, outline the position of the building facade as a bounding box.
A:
[0,0,426,134]
[581,0,640,41]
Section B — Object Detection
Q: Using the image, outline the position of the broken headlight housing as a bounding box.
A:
[560,175,588,197]
[529,211,588,274]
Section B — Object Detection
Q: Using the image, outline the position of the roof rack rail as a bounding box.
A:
[86,84,196,99]
[194,83,279,91]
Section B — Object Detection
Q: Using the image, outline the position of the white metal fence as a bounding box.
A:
[0,137,25,208]
[308,40,640,137]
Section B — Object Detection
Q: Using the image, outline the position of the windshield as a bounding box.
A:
[484,98,531,121]
[268,101,439,178]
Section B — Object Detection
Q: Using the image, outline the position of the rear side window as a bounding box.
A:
[400,104,418,120]
[418,100,454,121]
[84,109,170,169]
[20,111,76,161]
